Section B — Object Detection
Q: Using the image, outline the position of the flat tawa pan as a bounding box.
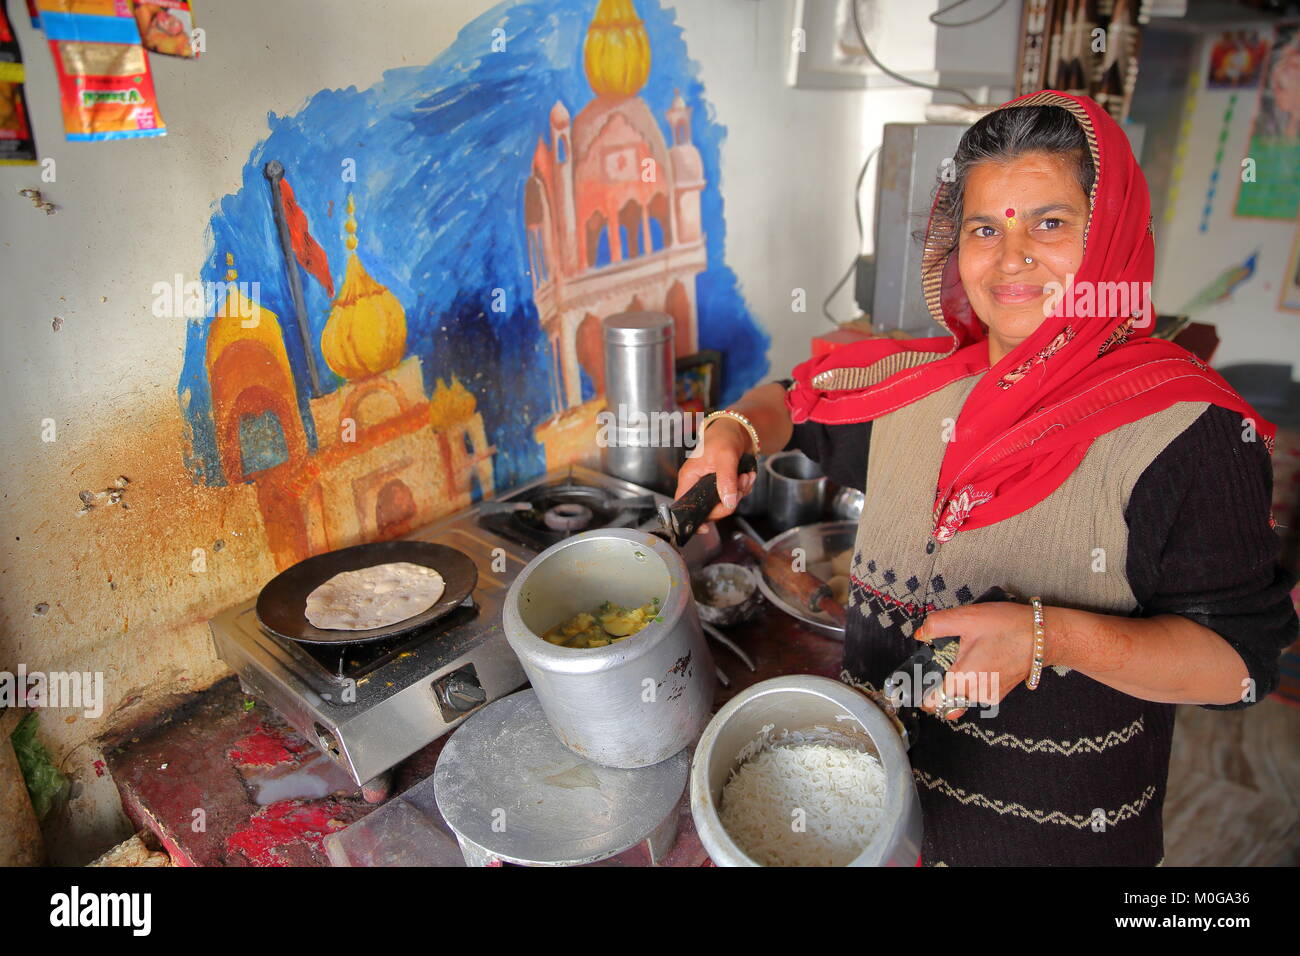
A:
[256,541,478,644]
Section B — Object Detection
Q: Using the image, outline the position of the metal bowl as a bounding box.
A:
[754,521,856,640]
[691,562,761,627]
[689,675,921,867]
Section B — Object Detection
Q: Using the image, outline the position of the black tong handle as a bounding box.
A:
[658,453,757,547]
[882,586,1013,709]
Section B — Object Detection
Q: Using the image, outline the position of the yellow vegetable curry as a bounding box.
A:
[541,598,662,648]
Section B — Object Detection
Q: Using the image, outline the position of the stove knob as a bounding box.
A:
[438,673,487,712]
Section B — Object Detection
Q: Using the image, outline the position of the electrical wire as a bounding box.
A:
[849,0,976,105]
[824,0,1002,324]
[929,0,1013,29]
[822,145,881,326]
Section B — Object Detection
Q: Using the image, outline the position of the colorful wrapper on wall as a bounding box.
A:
[0,0,38,164]
[131,0,196,58]
[37,0,166,140]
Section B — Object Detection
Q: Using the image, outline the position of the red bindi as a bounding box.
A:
[1005,208,1015,218]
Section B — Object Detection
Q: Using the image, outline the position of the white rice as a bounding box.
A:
[719,729,887,867]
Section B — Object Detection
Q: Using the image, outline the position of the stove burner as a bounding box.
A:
[476,477,659,550]
[543,502,594,531]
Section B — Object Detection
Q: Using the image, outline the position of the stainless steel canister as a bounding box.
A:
[602,312,681,493]
[690,675,921,867]
[764,450,828,531]
[503,528,715,769]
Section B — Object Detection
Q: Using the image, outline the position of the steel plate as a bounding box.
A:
[754,521,857,641]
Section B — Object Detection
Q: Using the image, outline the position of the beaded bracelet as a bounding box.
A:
[701,409,761,456]
[1026,597,1047,690]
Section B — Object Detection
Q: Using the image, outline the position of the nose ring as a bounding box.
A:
[1024,256,1033,264]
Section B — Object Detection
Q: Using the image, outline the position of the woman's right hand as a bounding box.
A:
[674,418,757,521]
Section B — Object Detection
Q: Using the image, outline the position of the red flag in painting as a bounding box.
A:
[279,178,334,298]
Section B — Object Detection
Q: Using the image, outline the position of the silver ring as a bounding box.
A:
[937,694,971,717]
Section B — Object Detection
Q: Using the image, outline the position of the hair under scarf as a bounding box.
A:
[786,91,1275,542]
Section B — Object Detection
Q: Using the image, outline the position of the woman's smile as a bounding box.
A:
[989,282,1046,305]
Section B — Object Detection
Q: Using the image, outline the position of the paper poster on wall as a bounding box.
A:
[1235,23,1300,220]
[1207,30,1267,89]
[1280,216,1300,313]
[0,0,38,164]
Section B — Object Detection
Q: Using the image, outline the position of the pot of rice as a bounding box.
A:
[689,675,921,866]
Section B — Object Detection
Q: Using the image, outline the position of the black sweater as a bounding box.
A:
[783,397,1297,865]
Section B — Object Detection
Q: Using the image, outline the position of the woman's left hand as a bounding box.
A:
[912,601,1039,721]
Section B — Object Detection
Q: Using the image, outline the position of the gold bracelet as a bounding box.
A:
[1026,597,1046,690]
[701,410,761,456]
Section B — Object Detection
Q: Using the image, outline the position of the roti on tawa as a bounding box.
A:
[304,561,446,631]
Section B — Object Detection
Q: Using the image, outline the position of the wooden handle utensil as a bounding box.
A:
[731,531,846,628]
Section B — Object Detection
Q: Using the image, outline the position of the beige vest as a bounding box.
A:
[853,373,1207,628]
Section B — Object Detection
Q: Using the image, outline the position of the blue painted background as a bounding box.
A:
[178,0,769,492]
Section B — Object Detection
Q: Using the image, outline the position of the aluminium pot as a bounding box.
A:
[503,528,715,769]
[690,675,921,866]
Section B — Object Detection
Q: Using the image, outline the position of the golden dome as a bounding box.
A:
[206,252,292,371]
[584,0,651,98]
[427,376,478,429]
[320,195,407,380]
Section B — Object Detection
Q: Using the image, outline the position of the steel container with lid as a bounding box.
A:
[503,528,715,769]
[602,312,681,493]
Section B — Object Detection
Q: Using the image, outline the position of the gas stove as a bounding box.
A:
[209,466,674,788]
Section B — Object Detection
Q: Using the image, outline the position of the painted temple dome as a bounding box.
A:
[427,376,478,429]
[583,0,651,99]
[320,194,407,380]
[206,253,292,372]
[571,1,669,168]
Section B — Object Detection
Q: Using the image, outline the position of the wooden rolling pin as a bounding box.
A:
[731,531,846,628]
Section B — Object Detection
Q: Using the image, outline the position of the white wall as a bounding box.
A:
[1152,35,1300,373]
[672,0,931,373]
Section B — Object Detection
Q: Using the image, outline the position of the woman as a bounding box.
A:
[678,91,1298,866]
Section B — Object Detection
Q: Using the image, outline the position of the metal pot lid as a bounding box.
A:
[603,311,673,345]
[434,689,688,866]
[255,540,477,645]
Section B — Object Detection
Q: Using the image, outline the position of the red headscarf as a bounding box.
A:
[786,91,1275,542]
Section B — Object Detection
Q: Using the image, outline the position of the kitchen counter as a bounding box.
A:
[102,570,844,867]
